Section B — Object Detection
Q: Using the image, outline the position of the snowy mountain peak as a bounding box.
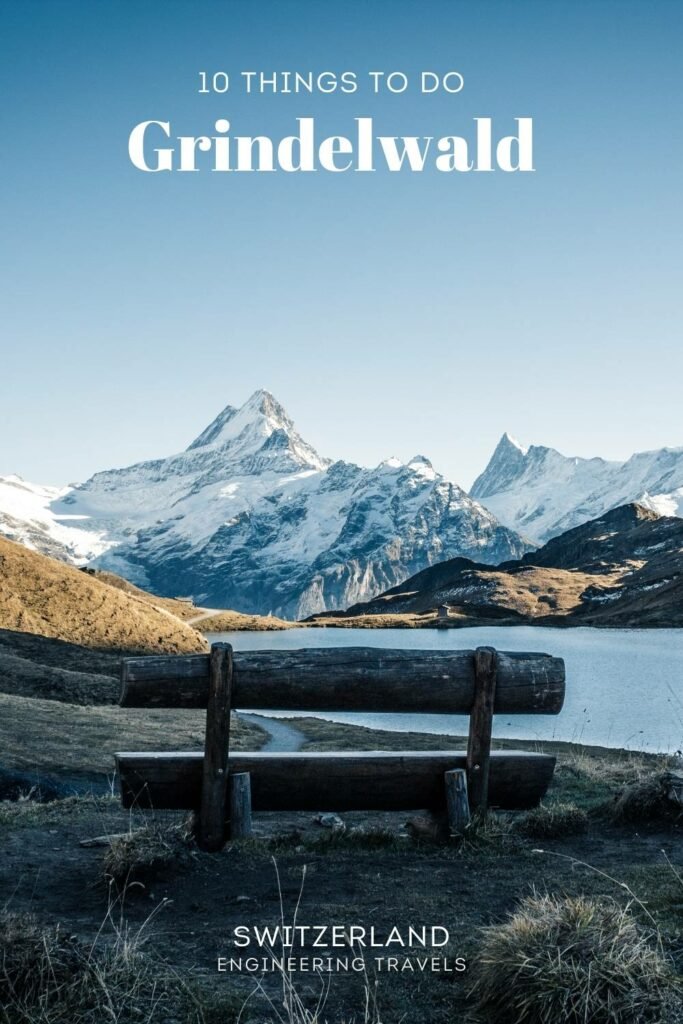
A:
[187,389,289,451]
[470,433,683,544]
[501,432,528,455]
[187,404,238,450]
[407,455,437,479]
[186,390,328,472]
[471,432,533,499]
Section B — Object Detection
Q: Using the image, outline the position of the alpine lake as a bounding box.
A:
[207,626,683,755]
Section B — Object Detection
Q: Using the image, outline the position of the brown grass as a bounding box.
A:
[612,773,683,824]
[103,820,196,883]
[304,612,438,628]
[83,569,203,621]
[197,610,295,632]
[515,801,589,838]
[0,909,240,1023]
[0,537,207,654]
[472,894,682,1024]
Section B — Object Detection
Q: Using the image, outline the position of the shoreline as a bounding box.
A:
[198,613,683,633]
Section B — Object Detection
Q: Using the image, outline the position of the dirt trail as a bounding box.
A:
[240,713,305,752]
[186,608,223,625]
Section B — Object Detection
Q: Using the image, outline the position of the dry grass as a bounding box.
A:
[0,537,206,654]
[197,610,295,632]
[238,860,384,1024]
[515,801,589,838]
[472,894,682,1024]
[456,811,517,853]
[303,612,437,628]
[83,570,203,621]
[612,773,683,824]
[551,749,678,813]
[0,794,117,829]
[0,909,238,1024]
[103,820,196,884]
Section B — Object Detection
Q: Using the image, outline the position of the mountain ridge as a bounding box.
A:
[1,391,528,618]
[343,502,683,628]
[471,433,683,542]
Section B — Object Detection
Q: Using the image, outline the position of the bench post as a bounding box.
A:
[466,646,498,814]
[230,772,253,838]
[444,768,470,836]
[198,643,233,851]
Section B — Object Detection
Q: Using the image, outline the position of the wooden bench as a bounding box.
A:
[116,643,565,850]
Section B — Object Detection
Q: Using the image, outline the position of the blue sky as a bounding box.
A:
[1,0,681,488]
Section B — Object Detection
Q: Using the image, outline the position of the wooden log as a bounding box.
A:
[467,647,497,813]
[444,768,470,836]
[116,750,556,813]
[120,647,565,715]
[229,772,253,838]
[198,644,233,851]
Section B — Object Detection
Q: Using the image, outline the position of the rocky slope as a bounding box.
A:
[33,391,529,618]
[471,433,683,543]
[345,504,683,627]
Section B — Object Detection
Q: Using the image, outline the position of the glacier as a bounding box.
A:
[0,475,112,564]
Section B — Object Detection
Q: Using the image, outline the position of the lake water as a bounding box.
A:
[207,627,683,755]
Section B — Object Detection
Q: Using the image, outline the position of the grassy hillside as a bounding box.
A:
[82,569,204,621]
[0,537,207,654]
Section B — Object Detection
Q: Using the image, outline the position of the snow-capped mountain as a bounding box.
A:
[0,475,112,564]
[9,390,527,618]
[471,432,683,543]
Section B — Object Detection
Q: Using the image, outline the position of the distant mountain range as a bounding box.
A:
[1,398,682,618]
[0,392,526,617]
[471,432,683,543]
[346,503,683,628]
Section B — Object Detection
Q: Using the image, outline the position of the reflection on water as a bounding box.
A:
[208,626,683,754]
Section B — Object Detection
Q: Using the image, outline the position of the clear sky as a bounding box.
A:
[1,0,681,489]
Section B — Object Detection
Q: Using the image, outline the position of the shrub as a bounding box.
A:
[471,894,682,1024]
[102,820,195,883]
[612,773,682,824]
[515,801,589,838]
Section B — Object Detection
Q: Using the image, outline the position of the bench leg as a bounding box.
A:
[445,768,471,836]
[230,772,253,839]
[466,647,498,814]
[198,643,233,851]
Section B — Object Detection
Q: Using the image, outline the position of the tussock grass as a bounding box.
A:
[612,773,683,824]
[515,801,589,838]
[472,894,682,1024]
[0,909,236,1024]
[103,820,196,883]
[456,811,517,854]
